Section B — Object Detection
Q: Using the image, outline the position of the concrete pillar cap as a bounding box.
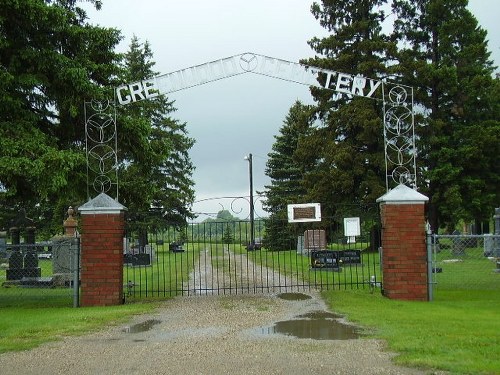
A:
[376,184,429,204]
[78,193,127,214]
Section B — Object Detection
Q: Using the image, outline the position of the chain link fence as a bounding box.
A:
[429,234,500,294]
[0,238,80,307]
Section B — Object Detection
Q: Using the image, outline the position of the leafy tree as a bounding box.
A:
[0,0,121,235]
[118,36,196,230]
[215,210,236,222]
[297,0,391,216]
[392,0,500,230]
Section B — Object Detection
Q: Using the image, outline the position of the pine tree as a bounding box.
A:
[392,0,499,230]
[0,0,121,235]
[118,37,196,229]
[298,0,391,215]
[262,101,315,250]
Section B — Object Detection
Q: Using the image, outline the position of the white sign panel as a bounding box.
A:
[287,203,321,223]
[343,217,361,237]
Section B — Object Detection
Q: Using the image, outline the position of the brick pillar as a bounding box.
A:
[78,193,127,307]
[376,184,429,301]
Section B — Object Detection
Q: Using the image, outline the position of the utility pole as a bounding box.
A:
[244,153,255,248]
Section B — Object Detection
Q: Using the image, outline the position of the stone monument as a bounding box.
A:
[51,207,79,286]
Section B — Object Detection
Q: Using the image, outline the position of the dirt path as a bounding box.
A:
[0,292,432,375]
[187,247,301,295]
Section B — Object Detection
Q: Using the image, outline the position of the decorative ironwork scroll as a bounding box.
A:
[84,100,118,199]
[114,52,416,191]
[192,195,266,221]
[382,83,417,188]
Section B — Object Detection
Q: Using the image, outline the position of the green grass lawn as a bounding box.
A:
[241,246,381,289]
[0,302,157,353]
[431,246,498,291]
[323,289,500,375]
[0,258,75,308]
[124,243,203,298]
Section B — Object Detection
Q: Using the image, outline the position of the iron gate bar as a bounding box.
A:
[123,213,382,300]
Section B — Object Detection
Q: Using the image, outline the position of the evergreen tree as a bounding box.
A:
[392,0,499,230]
[118,36,196,229]
[264,101,314,214]
[263,101,315,250]
[0,0,121,235]
[298,0,391,216]
[222,223,234,246]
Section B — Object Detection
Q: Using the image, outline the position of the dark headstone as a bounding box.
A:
[311,250,340,270]
[338,250,362,264]
[169,242,185,253]
[24,250,38,269]
[9,250,23,269]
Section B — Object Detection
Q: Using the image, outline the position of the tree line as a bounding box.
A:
[0,1,195,237]
[263,0,499,238]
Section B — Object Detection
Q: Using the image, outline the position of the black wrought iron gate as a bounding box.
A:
[123,208,382,301]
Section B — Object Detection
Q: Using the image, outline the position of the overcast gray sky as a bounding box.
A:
[83,0,500,221]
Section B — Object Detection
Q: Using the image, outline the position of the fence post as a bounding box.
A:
[494,208,500,272]
[72,237,80,308]
[427,230,434,301]
[78,193,127,307]
[376,184,429,301]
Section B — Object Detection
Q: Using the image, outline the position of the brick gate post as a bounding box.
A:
[78,193,127,307]
[376,184,429,301]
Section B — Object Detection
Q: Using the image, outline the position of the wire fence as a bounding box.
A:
[430,234,500,294]
[0,238,79,308]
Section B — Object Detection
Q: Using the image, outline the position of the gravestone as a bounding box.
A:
[304,230,327,253]
[484,234,494,257]
[6,225,41,280]
[124,240,154,265]
[51,208,80,286]
[6,249,23,280]
[0,231,7,259]
[51,236,79,285]
[169,242,184,253]
[451,229,465,256]
[296,235,304,255]
[338,250,362,264]
[310,250,340,270]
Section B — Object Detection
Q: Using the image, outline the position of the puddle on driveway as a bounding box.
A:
[123,319,161,333]
[261,310,360,340]
[277,292,312,301]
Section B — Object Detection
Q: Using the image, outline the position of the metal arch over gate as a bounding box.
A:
[114,52,417,190]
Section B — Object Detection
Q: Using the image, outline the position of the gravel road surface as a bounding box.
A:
[0,290,435,375]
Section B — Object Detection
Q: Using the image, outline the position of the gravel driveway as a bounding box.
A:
[0,290,432,375]
[1,249,439,374]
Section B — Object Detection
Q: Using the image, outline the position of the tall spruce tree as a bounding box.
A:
[0,0,121,235]
[118,36,196,229]
[298,0,392,217]
[392,0,499,230]
[263,101,315,250]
